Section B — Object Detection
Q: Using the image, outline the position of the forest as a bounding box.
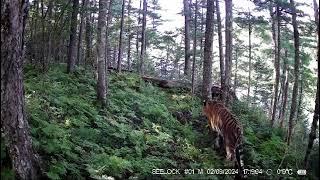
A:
[1,0,319,179]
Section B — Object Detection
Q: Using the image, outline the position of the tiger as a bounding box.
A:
[202,86,245,178]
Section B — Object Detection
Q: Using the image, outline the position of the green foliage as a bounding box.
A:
[20,65,221,179]
[1,64,316,179]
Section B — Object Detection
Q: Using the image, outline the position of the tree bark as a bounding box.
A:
[46,1,53,67]
[202,0,214,100]
[304,0,319,168]
[77,0,86,66]
[112,45,117,67]
[279,49,289,128]
[271,4,281,126]
[127,0,132,71]
[85,0,93,67]
[224,0,233,104]
[136,0,142,62]
[191,0,198,94]
[200,2,204,64]
[247,12,252,104]
[279,74,289,128]
[67,0,79,73]
[40,0,46,71]
[287,0,300,146]
[1,0,42,178]
[97,0,108,106]
[215,0,225,99]
[117,0,126,72]
[183,0,191,76]
[278,48,287,119]
[139,0,147,75]
[105,0,113,69]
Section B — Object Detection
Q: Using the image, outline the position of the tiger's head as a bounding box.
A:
[202,99,214,117]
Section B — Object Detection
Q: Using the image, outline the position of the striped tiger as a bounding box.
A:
[202,99,245,178]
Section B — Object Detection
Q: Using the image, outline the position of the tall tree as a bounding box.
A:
[1,0,42,178]
[183,0,191,76]
[224,0,233,104]
[127,0,132,71]
[139,0,147,75]
[85,0,93,66]
[105,0,113,69]
[279,49,289,128]
[77,0,86,65]
[304,0,319,168]
[270,3,282,126]
[97,0,108,105]
[200,1,205,62]
[67,0,79,73]
[117,0,126,72]
[191,0,198,94]
[136,0,142,61]
[215,0,224,99]
[202,0,214,100]
[247,10,253,104]
[287,0,300,145]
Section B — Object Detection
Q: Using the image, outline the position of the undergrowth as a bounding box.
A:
[1,64,318,180]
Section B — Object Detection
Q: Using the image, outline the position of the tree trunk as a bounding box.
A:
[1,0,42,178]
[113,45,117,67]
[127,0,132,71]
[41,0,46,71]
[296,74,304,121]
[287,0,300,146]
[67,0,79,73]
[279,73,289,128]
[279,49,289,128]
[247,14,252,104]
[46,1,53,67]
[200,3,204,64]
[77,0,86,65]
[202,0,214,100]
[85,0,93,67]
[105,0,113,69]
[139,0,147,75]
[304,0,319,168]
[136,0,142,62]
[97,0,108,106]
[278,48,288,120]
[215,0,224,98]
[224,0,233,104]
[117,0,126,72]
[183,0,191,76]
[191,0,198,94]
[271,4,281,126]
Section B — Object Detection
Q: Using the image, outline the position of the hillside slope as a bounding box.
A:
[1,64,318,180]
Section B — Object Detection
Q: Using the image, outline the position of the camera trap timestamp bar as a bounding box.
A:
[152,168,307,176]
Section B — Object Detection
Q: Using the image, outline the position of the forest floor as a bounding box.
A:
[1,64,318,180]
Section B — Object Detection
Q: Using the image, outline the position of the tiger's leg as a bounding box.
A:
[212,131,220,149]
[218,133,226,156]
[225,139,236,161]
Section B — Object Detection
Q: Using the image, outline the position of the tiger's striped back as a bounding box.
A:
[203,100,245,178]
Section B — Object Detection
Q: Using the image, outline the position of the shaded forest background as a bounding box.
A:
[1,0,319,179]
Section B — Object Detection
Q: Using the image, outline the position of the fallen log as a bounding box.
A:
[141,76,191,90]
[107,66,133,72]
